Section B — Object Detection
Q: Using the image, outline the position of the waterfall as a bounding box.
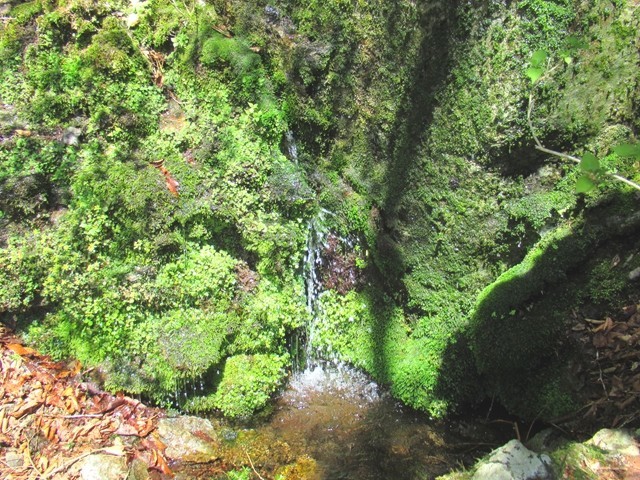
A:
[284,130,298,163]
[300,209,330,367]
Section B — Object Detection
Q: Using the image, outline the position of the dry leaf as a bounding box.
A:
[7,344,36,356]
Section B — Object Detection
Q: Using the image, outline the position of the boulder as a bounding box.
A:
[589,429,640,456]
[472,439,553,480]
[156,416,220,463]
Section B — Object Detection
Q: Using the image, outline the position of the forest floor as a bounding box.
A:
[565,302,640,432]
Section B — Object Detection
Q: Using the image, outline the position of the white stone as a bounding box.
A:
[472,439,553,480]
[590,429,640,456]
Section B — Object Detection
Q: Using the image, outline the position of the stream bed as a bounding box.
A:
[176,363,504,480]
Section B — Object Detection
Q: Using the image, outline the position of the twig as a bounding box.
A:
[244,449,266,480]
[596,350,609,400]
[42,413,103,419]
[527,93,542,148]
[24,443,44,479]
[525,414,540,442]
[528,81,640,192]
[485,395,495,421]
[42,446,118,479]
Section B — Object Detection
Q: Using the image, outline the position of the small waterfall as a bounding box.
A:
[301,209,330,366]
[284,130,298,163]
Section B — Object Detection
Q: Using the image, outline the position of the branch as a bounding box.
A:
[528,94,640,193]
[535,145,640,192]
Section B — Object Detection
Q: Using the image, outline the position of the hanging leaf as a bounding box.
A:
[526,67,544,83]
[576,175,596,193]
[612,143,640,158]
[530,49,548,68]
[579,152,600,172]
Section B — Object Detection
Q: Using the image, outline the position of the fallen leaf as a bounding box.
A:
[7,344,36,356]
[11,399,42,419]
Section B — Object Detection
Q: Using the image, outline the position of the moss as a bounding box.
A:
[211,353,289,418]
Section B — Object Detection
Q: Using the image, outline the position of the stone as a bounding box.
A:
[472,439,553,480]
[156,416,220,463]
[589,429,640,456]
[629,267,640,281]
[5,449,24,468]
[62,126,83,145]
[79,453,127,480]
[126,458,150,480]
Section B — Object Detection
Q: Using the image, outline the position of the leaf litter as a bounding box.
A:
[0,325,172,479]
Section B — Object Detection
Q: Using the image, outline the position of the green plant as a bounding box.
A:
[526,47,640,193]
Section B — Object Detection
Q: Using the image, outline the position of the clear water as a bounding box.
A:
[259,363,498,480]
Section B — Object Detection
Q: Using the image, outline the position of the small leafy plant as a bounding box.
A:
[525,44,640,193]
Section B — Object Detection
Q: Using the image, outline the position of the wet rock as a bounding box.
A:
[472,440,553,480]
[589,429,640,456]
[156,416,220,463]
[62,126,83,145]
[79,453,127,480]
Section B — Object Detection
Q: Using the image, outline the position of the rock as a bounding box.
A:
[156,416,220,463]
[126,457,150,480]
[629,267,640,281]
[79,453,127,480]
[472,440,553,480]
[62,126,83,145]
[5,449,23,468]
[589,429,640,456]
[126,13,140,28]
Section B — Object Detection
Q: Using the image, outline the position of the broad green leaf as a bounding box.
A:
[530,49,548,68]
[526,67,544,83]
[579,152,600,172]
[576,175,596,193]
[612,143,640,158]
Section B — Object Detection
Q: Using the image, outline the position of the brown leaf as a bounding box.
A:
[594,317,614,333]
[115,422,139,436]
[165,175,180,196]
[153,450,174,476]
[11,399,42,419]
[6,344,36,357]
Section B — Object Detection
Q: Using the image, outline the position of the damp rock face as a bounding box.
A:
[472,440,553,480]
[156,416,220,463]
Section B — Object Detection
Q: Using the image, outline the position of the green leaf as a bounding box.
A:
[526,67,544,83]
[579,152,600,172]
[530,49,548,68]
[576,175,596,193]
[612,143,640,158]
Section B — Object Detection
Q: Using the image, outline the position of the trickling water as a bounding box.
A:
[284,130,299,163]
